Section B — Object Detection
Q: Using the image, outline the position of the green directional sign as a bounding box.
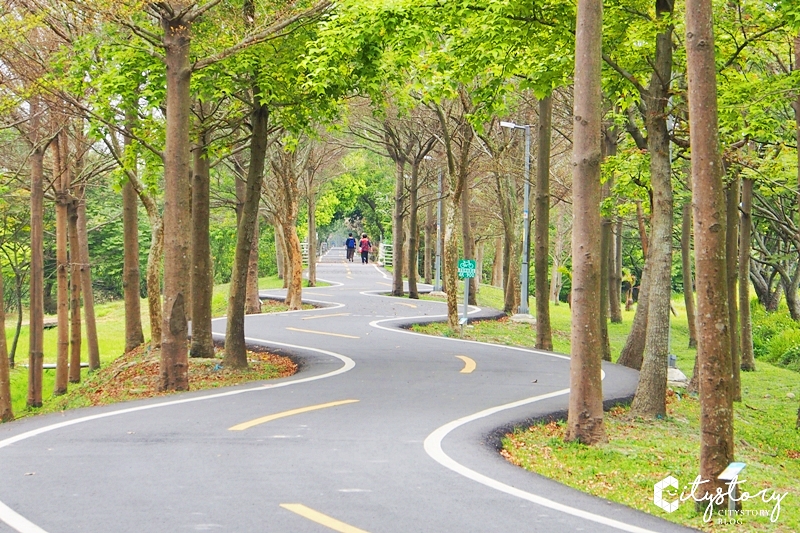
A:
[457,259,476,279]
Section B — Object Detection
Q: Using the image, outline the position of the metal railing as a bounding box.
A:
[378,242,392,267]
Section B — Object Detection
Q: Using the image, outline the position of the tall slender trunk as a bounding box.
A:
[54,133,70,397]
[307,193,317,288]
[160,16,193,391]
[10,270,23,367]
[739,178,755,371]
[224,100,268,368]
[424,198,433,284]
[143,200,163,348]
[681,198,698,348]
[686,0,735,502]
[408,163,420,298]
[610,217,623,322]
[392,159,406,296]
[492,237,504,287]
[618,262,650,369]
[444,196,460,329]
[726,178,741,402]
[246,222,262,311]
[0,272,13,422]
[636,200,650,257]
[631,12,674,419]
[475,241,484,287]
[275,223,286,282]
[599,125,616,361]
[28,135,45,408]
[283,223,304,310]
[460,167,476,305]
[566,0,606,445]
[123,115,144,352]
[73,184,100,370]
[535,96,553,350]
[190,130,214,358]
[68,201,82,384]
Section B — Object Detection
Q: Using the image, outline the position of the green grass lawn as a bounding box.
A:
[5,275,324,417]
[413,284,800,533]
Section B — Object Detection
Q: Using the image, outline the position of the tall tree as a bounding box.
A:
[535,96,553,350]
[566,0,606,444]
[739,177,755,371]
[0,271,12,422]
[686,0,735,503]
[122,114,145,352]
[630,0,676,418]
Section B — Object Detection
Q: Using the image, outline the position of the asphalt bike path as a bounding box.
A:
[0,248,697,533]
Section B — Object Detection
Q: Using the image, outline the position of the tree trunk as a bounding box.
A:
[536,95,553,350]
[444,195,460,329]
[636,200,649,258]
[122,116,144,352]
[10,270,23,367]
[726,178,742,402]
[28,135,45,408]
[160,16,193,391]
[246,221,262,312]
[492,237,504,287]
[224,100,268,369]
[460,167,477,305]
[54,134,70,397]
[307,193,317,288]
[599,125,615,362]
[610,217,623,323]
[739,178,755,371]
[408,162,420,298]
[283,224,304,310]
[190,132,215,358]
[631,12,674,419]
[565,0,606,445]
[72,185,100,370]
[686,0,735,502]
[681,199,698,348]
[476,241,485,288]
[275,223,286,283]
[0,272,13,422]
[392,159,406,296]
[143,203,163,348]
[618,262,650,369]
[68,201,82,384]
[424,197,433,284]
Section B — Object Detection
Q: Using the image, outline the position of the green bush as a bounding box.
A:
[778,344,800,372]
[750,307,799,358]
[766,328,800,362]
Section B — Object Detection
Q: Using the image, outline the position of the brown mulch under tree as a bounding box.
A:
[50,345,297,411]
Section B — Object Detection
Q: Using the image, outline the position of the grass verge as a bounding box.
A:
[411,284,800,533]
[5,275,322,419]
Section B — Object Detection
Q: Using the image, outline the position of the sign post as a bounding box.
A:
[457,259,477,328]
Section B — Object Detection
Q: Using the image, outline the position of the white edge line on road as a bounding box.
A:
[0,341,355,533]
[372,315,658,532]
[422,383,661,533]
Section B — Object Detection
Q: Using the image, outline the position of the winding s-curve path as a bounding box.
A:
[0,248,696,533]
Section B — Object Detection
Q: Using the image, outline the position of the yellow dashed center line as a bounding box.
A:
[301,313,352,320]
[229,400,360,431]
[286,327,360,339]
[455,355,476,374]
[396,302,417,308]
[377,282,391,287]
[280,504,370,533]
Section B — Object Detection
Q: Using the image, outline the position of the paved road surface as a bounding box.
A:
[0,248,696,532]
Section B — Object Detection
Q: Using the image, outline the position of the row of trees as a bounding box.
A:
[1,0,799,507]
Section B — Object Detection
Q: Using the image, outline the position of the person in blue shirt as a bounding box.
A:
[345,233,357,262]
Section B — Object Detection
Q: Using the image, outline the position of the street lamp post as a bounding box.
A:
[500,121,531,316]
